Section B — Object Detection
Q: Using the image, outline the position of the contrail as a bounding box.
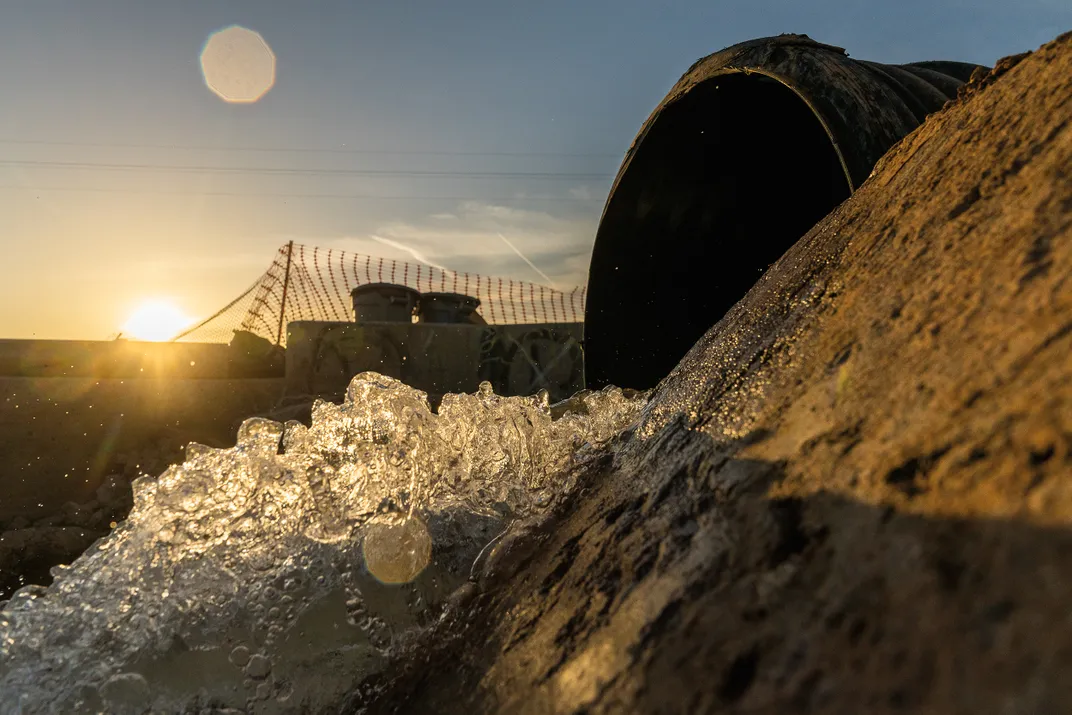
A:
[498,233,557,288]
[370,235,450,272]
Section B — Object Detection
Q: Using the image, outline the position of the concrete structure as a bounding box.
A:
[284,320,584,403]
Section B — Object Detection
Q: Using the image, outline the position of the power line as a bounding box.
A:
[0,158,612,180]
[0,137,624,159]
[0,184,603,202]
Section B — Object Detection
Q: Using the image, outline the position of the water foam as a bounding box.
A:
[0,374,645,714]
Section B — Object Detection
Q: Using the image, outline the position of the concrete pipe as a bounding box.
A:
[583,34,984,390]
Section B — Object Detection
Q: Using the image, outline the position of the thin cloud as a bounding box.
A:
[569,185,593,201]
[498,232,557,288]
[281,200,598,289]
[369,235,450,272]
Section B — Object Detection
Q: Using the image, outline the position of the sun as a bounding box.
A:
[121,300,195,342]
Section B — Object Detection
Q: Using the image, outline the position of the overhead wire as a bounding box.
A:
[0,137,624,159]
[0,158,611,180]
[0,184,603,202]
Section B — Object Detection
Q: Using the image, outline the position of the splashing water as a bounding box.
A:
[0,373,645,714]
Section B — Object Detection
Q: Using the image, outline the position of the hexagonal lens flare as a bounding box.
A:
[362,517,433,585]
[200,25,276,103]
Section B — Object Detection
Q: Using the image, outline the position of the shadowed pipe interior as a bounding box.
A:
[585,74,852,390]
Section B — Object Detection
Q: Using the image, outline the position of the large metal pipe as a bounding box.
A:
[584,34,984,390]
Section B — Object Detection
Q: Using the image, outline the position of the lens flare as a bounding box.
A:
[200,25,276,103]
[362,517,433,585]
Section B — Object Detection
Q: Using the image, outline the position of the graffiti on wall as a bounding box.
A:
[285,321,584,402]
[478,326,584,402]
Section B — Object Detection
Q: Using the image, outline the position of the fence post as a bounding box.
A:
[275,241,294,346]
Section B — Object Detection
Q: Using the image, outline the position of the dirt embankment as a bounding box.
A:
[359,31,1072,714]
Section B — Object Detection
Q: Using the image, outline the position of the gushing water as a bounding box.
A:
[0,373,645,714]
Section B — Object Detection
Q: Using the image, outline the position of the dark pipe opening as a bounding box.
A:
[585,74,852,390]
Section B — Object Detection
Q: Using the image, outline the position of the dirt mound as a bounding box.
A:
[358,30,1072,714]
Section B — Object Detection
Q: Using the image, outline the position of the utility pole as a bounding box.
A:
[275,241,294,346]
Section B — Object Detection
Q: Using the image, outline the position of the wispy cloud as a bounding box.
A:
[497,232,558,288]
[282,200,599,289]
[371,201,598,287]
[369,235,450,272]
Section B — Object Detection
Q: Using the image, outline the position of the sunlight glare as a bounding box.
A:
[121,301,194,342]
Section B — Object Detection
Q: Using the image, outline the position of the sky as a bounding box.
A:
[0,0,1068,340]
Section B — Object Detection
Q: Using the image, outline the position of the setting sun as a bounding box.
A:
[121,301,195,342]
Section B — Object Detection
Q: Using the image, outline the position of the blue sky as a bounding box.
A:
[0,0,1068,339]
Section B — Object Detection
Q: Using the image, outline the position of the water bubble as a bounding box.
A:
[344,597,368,626]
[365,617,392,650]
[98,672,149,713]
[225,646,249,669]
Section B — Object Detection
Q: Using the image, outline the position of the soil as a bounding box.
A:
[356,30,1072,714]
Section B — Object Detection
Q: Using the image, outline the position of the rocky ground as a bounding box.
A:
[354,31,1072,714]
